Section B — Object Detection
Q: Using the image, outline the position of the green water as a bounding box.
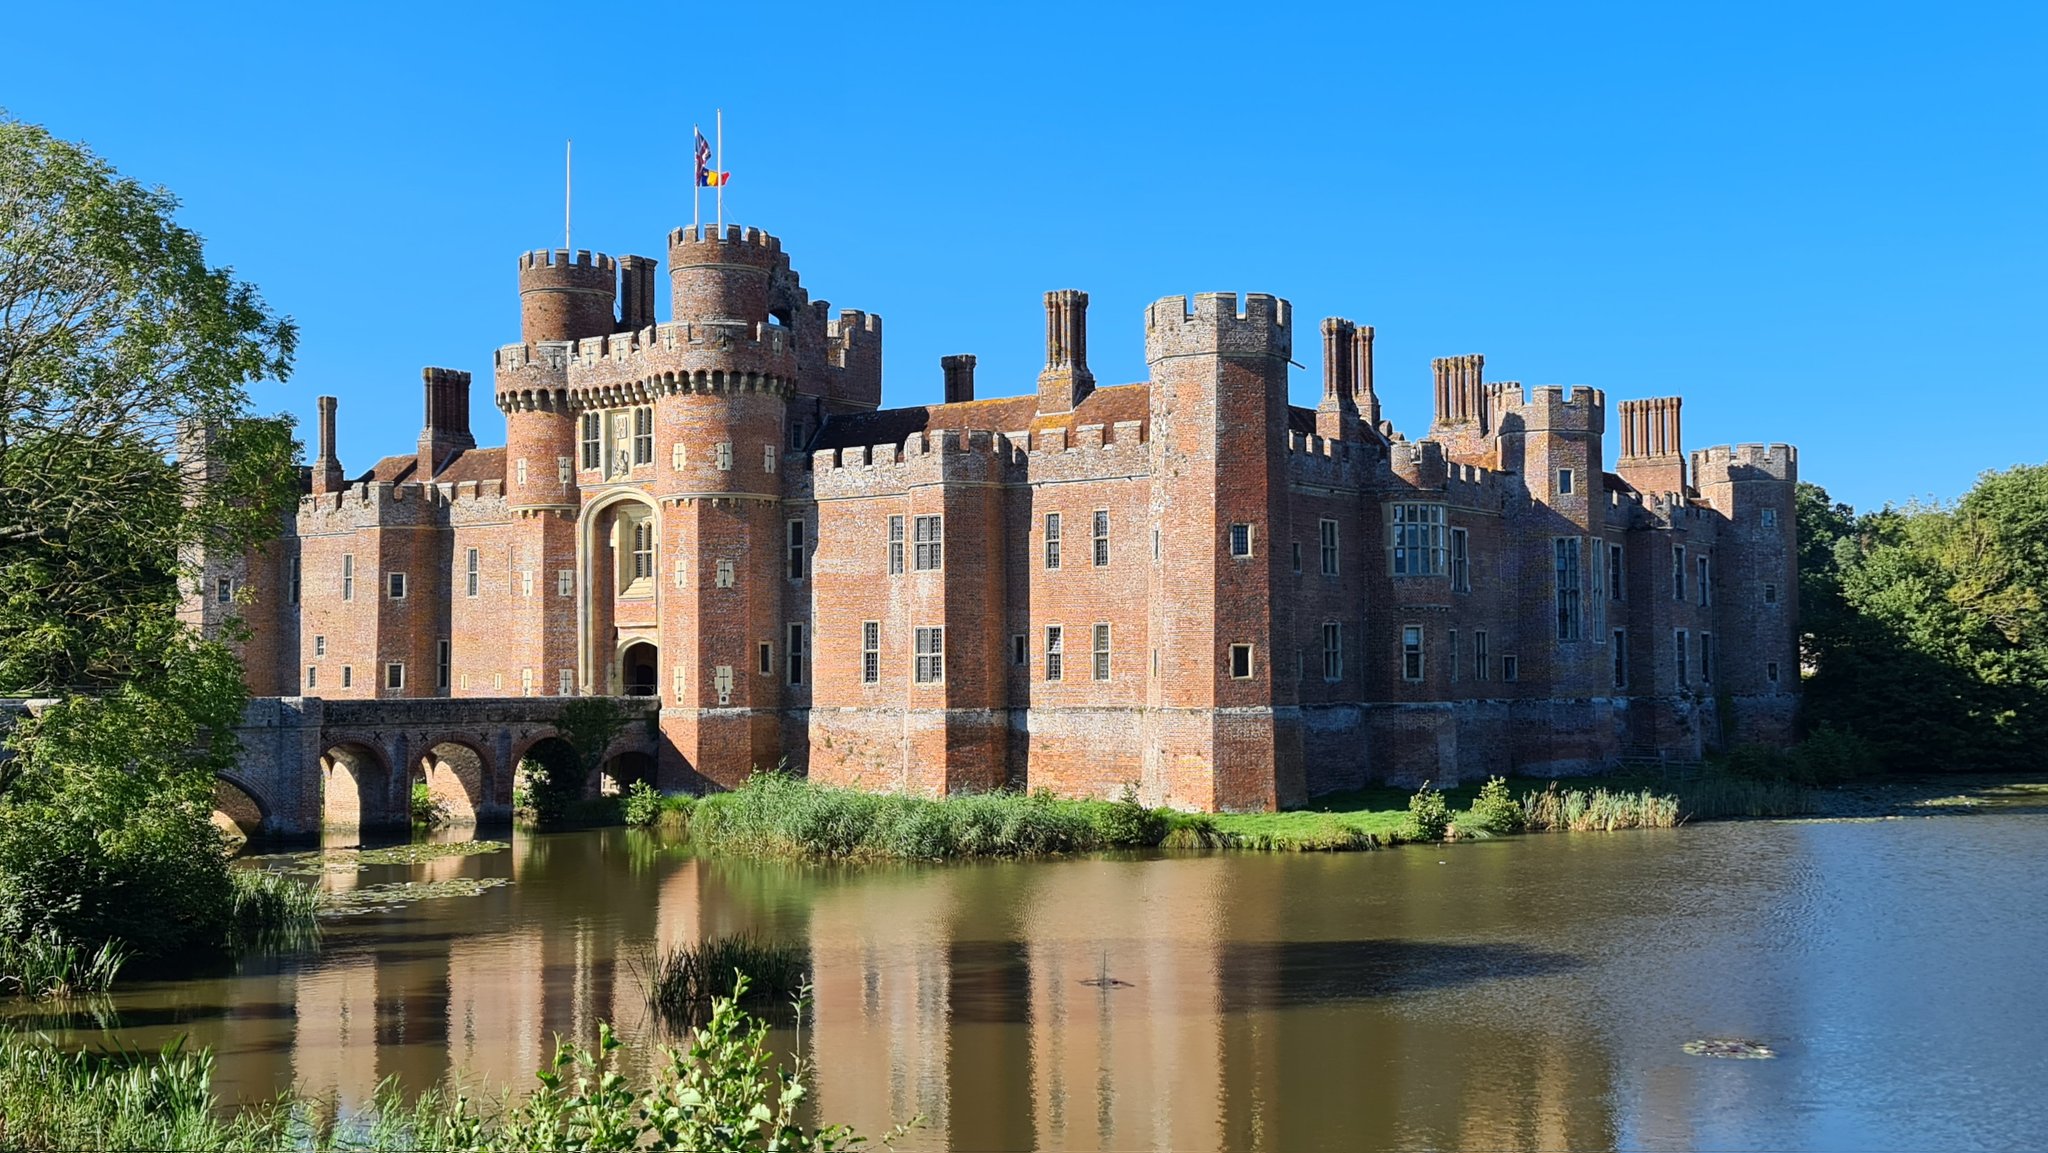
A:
[10,811,2048,1152]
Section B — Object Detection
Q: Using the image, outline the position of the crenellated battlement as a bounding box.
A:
[491,319,798,409]
[1691,443,1798,483]
[665,224,787,261]
[1284,428,1377,488]
[519,248,617,275]
[1497,384,1607,434]
[1144,293,1293,363]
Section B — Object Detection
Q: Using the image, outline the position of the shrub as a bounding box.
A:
[1091,785,1169,848]
[1463,776,1525,836]
[516,741,583,826]
[1401,781,1452,842]
[408,781,446,828]
[622,779,662,827]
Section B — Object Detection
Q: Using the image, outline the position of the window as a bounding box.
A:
[341,665,352,689]
[1555,538,1582,641]
[715,441,732,471]
[787,519,806,580]
[758,642,773,676]
[862,621,880,684]
[888,515,905,575]
[1230,644,1254,679]
[672,443,686,470]
[314,635,326,656]
[915,627,944,683]
[789,420,807,450]
[341,554,355,601]
[630,519,655,586]
[215,574,233,604]
[1612,629,1628,689]
[1764,583,1778,604]
[1698,556,1711,606]
[1762,508,1779,529]
[1402,626,1424,682]
[561,668,576,696]
[580,412,601,470]
[1045,513,1062,569]
[714,664,733,705]
[1390,504,1447,575]
[1229,523,1254,558]
[1557,468,1575,495]
[1093,510,1110,567]
[1012,634,1026,665]
[715,559,734,588]
[1502,654,1519,682]
[1450,528,1470,592]
[914,515,943,571]
[1767,661,1781,684]
[388,571,407,600]
[788,623,806,685]
[1475,630,1489,681]
[1448,629,1458,682]
[437,640,450,690]
[558,569,573,597]
[385,662,404,691]
[1291,542,1302,574]
[1674,630,1689,686]
[1673,546,1686,601]
[517,457,529,487]
[632,406,653,465]
[465,549,480,597]
[763,444,777,474]
[1153,529,1160,560]
[1700,632,1713,682]
[307,667,317,689]
[287,557,300,605]
[1609,543,1625,601]
[1590,538,1607,636]
[1320,519,1340,576]
[1045,626,1064,681]
[1093,623,1111,681]
[1322,622,1343,681]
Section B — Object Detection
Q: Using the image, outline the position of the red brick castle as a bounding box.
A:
[192,224,1799,811]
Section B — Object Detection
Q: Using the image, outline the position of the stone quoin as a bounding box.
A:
[183,224,1799,813]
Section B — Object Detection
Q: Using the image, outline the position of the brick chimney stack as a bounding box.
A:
[1316,317,1363,441]
[312,395,345,494]
[941,354,977,404]
[1036,289,1095,414]
[617,255,657,332]
[417,367,476,480]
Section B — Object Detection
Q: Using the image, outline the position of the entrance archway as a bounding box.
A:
[622,642,659,697]
[600,750,657,796]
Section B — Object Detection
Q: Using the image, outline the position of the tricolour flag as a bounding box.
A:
[693,128,729,187]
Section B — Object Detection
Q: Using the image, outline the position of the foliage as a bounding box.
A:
[646,934,807,1026]
[1801,468,2048,773]
[1668,773,1814,820]
[0,929,127,1000]
[410,780,449,827]
[689,772,1186,861]
[1400,781,1453,842]
[622,779,662,827]
[1520,783,1681,831]
[516,739,582,826]
[226,869,321,944]
[0,983,912,1152]
[1462,776,1526,836]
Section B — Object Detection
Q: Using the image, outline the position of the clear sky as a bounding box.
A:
[7,1,2043,511]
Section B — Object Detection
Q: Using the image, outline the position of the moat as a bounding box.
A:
[11,810,2047,1152]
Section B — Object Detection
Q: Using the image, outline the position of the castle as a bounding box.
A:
[190,224,1799,812]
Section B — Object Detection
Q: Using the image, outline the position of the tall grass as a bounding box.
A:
[228,869,322,950]
[645,934,807,1025]
[690,773,1179,860]
[1671,774,1815,819]
[0,931,127,1000]
[1520,783,1682,831]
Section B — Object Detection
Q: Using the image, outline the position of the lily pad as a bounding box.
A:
[247,840,509,877]
[319,876,511,917]
[1684,1039,1776,1059]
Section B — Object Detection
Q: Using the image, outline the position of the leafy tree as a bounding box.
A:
[0,114,296,966]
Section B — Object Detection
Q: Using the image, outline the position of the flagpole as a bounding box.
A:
[715,108,724,232]
[692,125,701,233]
[564,139,572,251]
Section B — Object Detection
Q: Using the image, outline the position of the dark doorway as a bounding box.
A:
[622,642,658,696]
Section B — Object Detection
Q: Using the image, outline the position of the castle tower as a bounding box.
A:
[1496,384,1608,693]
[518,249,618,344]
[1614,397,1686,497]
[1145,292,1303,811]
[1692,443,1800,741]
[1036,290,1095,414]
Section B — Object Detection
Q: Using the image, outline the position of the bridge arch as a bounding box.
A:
[212,773,268,842]
[600,750,657,796]
[322,740,395,830]
[414,737,494,825]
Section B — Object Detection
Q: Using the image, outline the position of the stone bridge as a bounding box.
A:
[220,696,663,838]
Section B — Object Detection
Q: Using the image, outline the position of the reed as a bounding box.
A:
[645,934,807,1025]
[228,869,323,947]
[0,931,128,1000]
[1519,783,1683,831]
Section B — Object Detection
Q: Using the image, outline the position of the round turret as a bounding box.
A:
[519,249,618,343]
[666,225,789,324]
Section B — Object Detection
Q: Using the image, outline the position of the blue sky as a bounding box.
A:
[8,1,2043,510]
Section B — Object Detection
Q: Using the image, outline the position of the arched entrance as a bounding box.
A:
[322,742,392,830]
[416,740,490,825]
[600,750,657,796]
[621,642,659,697]
[212,776,267,842]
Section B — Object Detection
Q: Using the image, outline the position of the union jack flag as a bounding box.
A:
[694,127,712,186]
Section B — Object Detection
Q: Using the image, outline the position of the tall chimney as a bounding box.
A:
[1353,325,1380,427]
[618,255,657,332]
[1316,317,1362,441]
[1035,289,1095,414]
[941,354,977,405]
[417,367,476,480]
[313,395,345,493]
